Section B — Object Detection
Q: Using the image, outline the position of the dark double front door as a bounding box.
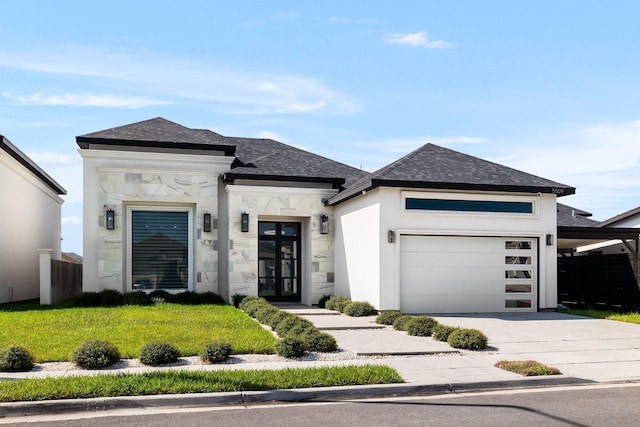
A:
[258,222,301,302]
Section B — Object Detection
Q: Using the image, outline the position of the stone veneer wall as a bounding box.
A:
[81,150,232,294]
[225,185,338,305]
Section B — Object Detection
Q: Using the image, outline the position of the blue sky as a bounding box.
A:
[2,1,640,255]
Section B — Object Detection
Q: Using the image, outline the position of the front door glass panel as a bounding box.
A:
[258,222,301,302]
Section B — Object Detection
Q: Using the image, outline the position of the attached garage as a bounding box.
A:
[399,235,537,313]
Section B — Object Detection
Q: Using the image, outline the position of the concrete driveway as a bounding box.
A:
[290,307,640,385]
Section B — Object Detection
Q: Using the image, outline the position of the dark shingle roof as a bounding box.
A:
[329,143,575,205]
[76,117,236,155]
[224,137,367,188]
[76,117,366,188]
[557,203,598,227]
[1,135,66,195]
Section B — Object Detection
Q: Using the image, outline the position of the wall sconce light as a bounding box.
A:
[203,213,211,232]
[241,212,249,232]
[105,209,115,230]
[320,214,329,234]
[546,234,554,246]
[388,230,395,243]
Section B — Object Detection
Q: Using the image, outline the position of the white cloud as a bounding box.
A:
[492,120,640,220]
[382,31,452,48]
[8,93,170,108]
[0,46,361,115]
[25,151,75,165]
[340,135,484,172]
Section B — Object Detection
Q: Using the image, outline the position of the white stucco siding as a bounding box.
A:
[80,149,232,294]
[225,185,337,305]
[384,189,558,311]
[335,187,559,312]
[333,191,382,308]
[0,151,63,303]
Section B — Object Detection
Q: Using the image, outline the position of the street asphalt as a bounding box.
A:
[3,306,640,418]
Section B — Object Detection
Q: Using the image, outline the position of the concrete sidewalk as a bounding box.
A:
[3,308,640,418]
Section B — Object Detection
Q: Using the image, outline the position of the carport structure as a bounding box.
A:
[557,212,640,311]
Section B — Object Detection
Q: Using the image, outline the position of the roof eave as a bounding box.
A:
[75,136,236,156]
[328,179,575,206]
[223,172,346,187]
[370,179,576,196]
[1,136,67,195]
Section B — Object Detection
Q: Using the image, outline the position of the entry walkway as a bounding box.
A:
[283,305,457,356]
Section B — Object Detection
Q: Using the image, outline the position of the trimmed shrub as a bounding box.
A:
[255,305,280,324]
[392,315,414,331]
[243,299,270,318]
[317,294,332,309]
[232,293,249,308]
[301,330,337,353]
[447,328,489,350]
[0,345,34,372]
[200,341,232,364]
[71,340,120,369]
[98,289,124,306]
[376,311,402,325]
[276,337,307,358]
[199,292,227,305]
[325,296,350,312]
[266,310,290,328]
[123,291,152,306]
[343,301,377,317]
[239,295,262,311]
[73,292,102,307]
[172,291,201,305]
[284,322,313,338]
[432,324,459,342]
[148,289,173,303]
[275,316,313,337]
[139,341,180,366]
[406,316,439,337]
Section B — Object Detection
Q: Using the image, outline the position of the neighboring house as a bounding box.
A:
[78,117,575,313]
[0,135,66,304]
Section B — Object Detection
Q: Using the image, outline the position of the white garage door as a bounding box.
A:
[400,235,537,313]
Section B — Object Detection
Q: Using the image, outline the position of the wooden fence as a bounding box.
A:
[50,259,82,304]
[558,253,639,312]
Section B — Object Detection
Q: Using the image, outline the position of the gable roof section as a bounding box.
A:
[596,205,640,228]
[223,137,367,188]
[557,203,598,227]
[328,143,575,205]
[76,117,236,155]
[1,135,66,195]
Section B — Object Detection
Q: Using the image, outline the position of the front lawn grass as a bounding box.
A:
[560,308,640,325]
[0,304,276,362]
[495,360,561,376]
[0,365,404,402]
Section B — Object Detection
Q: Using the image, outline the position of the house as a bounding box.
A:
[78,117,575,313]
[0,135,66,304]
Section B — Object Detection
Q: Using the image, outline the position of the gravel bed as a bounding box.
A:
[30,349,364,373]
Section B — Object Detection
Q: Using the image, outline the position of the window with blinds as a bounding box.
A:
[131,210,190,290]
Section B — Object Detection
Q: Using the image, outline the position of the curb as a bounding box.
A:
[0,376,595,417]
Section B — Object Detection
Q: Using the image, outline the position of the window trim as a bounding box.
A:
[125,204,194,292]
